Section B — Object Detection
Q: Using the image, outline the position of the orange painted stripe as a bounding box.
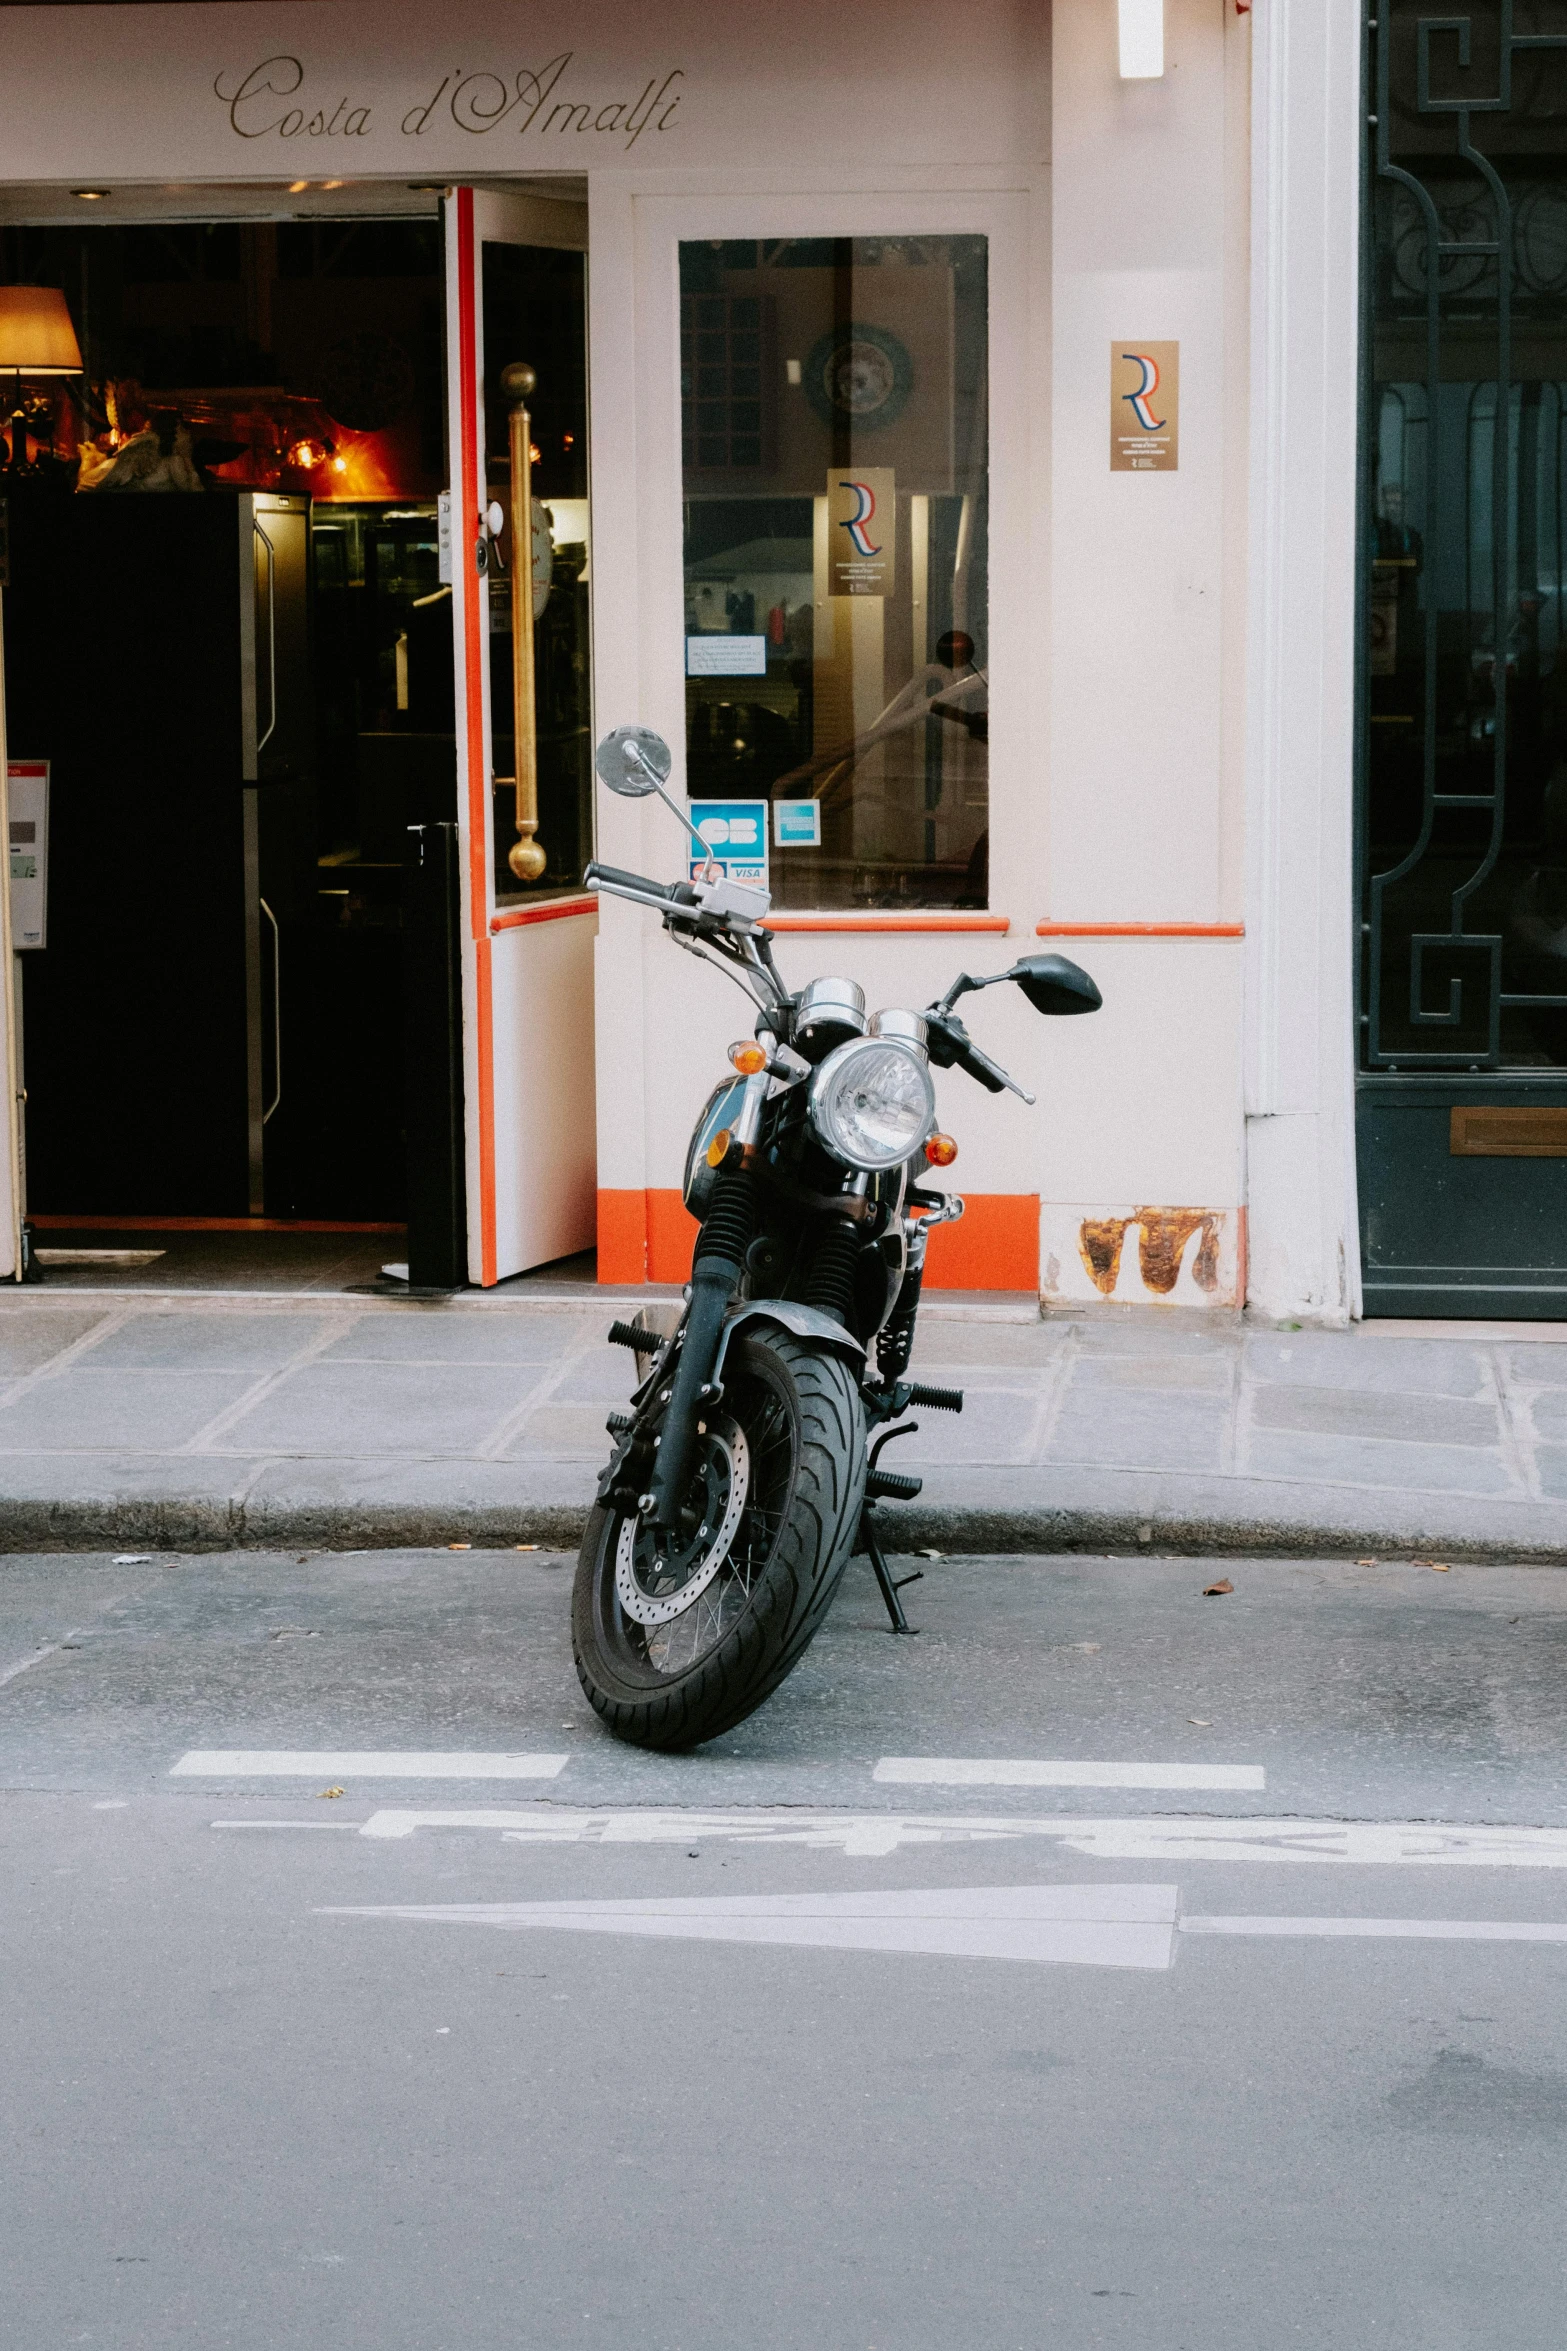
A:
[456,188,497,1288]
[921,1192,1037,1290]
[765,914,1011,934]
[596,1190,648,1284]
[596,1190,1038,1293]
[1035,921,1245,938]
[490,893,598,934]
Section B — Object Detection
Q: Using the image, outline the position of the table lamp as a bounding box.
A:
[0,285,84,469]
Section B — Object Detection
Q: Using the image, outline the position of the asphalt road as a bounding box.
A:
[6,1546,1567,2349]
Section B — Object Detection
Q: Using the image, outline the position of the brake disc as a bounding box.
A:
[614,1414,750,1628]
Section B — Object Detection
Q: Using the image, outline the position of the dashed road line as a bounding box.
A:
[873,1757,1266,1791]
[172,1750,570,1780]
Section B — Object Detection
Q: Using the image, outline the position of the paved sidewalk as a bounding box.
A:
[0,1284,1561,1557]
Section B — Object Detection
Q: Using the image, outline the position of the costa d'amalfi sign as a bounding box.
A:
[214,51,684,147]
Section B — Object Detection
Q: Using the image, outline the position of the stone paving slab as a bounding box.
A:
[0,1289,1561,1558]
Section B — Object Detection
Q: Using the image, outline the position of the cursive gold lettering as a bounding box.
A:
[215,54,305,139]
[594,102,627,132]
[513,53,571,134]
[541,100,591,134]
[451,71,514,133]
[628,70,682,149]
[403,72,455,136]
[622,77,658,145]
[346,107,372,136]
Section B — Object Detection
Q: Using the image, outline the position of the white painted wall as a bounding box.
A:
[1243,0,1363,1325]
[1040,0,1252,1303]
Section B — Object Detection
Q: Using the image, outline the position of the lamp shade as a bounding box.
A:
[0,285,83,375]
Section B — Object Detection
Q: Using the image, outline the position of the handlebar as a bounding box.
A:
[923,1010,1036,1104]
[585,860,700,910]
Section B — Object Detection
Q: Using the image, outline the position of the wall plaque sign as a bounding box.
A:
[1110,341,1179,471]
[827,468,896,597]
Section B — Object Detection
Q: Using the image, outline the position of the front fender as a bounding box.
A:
[713,1301,866,1385]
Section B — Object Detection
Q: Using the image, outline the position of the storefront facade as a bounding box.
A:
[0,0,1374,1323]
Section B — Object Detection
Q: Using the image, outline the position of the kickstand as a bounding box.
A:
[861,1506,921,1635]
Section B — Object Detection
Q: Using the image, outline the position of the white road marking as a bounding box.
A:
[0,1636,79,1689]
[1182,1914,1567,1945]
[319,1886,1567,1970]
[321,1883,1183,1971]
[320,1883,1567,1972]
[347,1808,1567,1866]
[171,1750,570,1780]
[874,1758,1266,1791]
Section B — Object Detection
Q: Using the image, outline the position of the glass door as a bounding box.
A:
[444,185,596,1285]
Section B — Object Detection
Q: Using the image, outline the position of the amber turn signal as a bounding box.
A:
[728,1040,768,1075]
[706,1128,734,1169]
[925,1133,959,1167]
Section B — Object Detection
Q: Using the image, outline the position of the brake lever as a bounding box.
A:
[923,1010,1036,1104]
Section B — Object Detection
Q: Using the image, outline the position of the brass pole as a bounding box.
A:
[498,360,547,883]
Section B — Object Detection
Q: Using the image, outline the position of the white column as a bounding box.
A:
[1243,0,1364,1323]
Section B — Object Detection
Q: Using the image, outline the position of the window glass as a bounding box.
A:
[679,236,989,909]
[482,241,592,902]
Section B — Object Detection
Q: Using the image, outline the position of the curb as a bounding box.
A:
[1,1489,1562,1565]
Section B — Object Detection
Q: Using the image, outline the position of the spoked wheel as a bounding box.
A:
[573,1329,866,1749]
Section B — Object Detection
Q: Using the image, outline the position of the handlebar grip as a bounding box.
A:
[584,861,699,908]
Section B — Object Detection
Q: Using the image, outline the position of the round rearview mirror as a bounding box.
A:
[595,725,672,799]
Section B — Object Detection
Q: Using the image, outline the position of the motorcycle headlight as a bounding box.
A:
[809,1038,936,1172]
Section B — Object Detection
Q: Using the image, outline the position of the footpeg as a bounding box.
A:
[905,1382,963,1414]
[607,1320,650,1352]
[865,1467,922,1502]
[605,1410,634,1437]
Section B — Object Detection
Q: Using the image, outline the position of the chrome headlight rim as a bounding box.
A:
[808,1036,937,1173]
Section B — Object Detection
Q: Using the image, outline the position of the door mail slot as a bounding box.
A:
[1450,1107,1567,1158]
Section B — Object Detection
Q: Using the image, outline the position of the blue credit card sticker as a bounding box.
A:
[773,798,822,848]
[689,800,769,886]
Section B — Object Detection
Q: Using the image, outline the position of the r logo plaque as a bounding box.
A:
[827,468,896,597]
[1110,342,1179,471]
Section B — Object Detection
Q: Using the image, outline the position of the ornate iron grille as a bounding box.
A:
[1362,2,1567,1073]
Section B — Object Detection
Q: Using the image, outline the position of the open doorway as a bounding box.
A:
[0,194,593,1291]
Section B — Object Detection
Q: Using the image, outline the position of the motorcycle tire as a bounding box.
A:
[572,1328,867,1750]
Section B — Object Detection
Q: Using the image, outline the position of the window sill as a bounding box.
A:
[1035,921,1245,939]
[763,913,1010,934]
[490,892,599,934]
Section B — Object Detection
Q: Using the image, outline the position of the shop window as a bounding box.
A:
[679,234,989,911]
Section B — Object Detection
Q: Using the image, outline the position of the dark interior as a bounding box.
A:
[0,216,455,1228]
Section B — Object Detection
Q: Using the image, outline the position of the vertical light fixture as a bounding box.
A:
[1118,0,1165,79]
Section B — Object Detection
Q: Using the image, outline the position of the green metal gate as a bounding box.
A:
[1359,1,1567,1314]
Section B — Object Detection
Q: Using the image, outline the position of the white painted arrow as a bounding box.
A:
[321,1882,1181,1970]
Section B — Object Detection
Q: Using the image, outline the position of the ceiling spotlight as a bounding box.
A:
[1118,0,1164,77]
[71,189,109,201]
[321,180,345,192]
[287,180,308,195]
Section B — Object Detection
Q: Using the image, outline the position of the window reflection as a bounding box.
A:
[680,236,989,909]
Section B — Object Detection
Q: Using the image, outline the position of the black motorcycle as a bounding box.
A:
[574,725,1101,1748]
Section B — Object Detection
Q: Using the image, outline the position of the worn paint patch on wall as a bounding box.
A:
[1041,1205,1241,1309]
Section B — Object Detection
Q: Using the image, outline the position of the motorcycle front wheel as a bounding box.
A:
[572,1328,867,1750]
